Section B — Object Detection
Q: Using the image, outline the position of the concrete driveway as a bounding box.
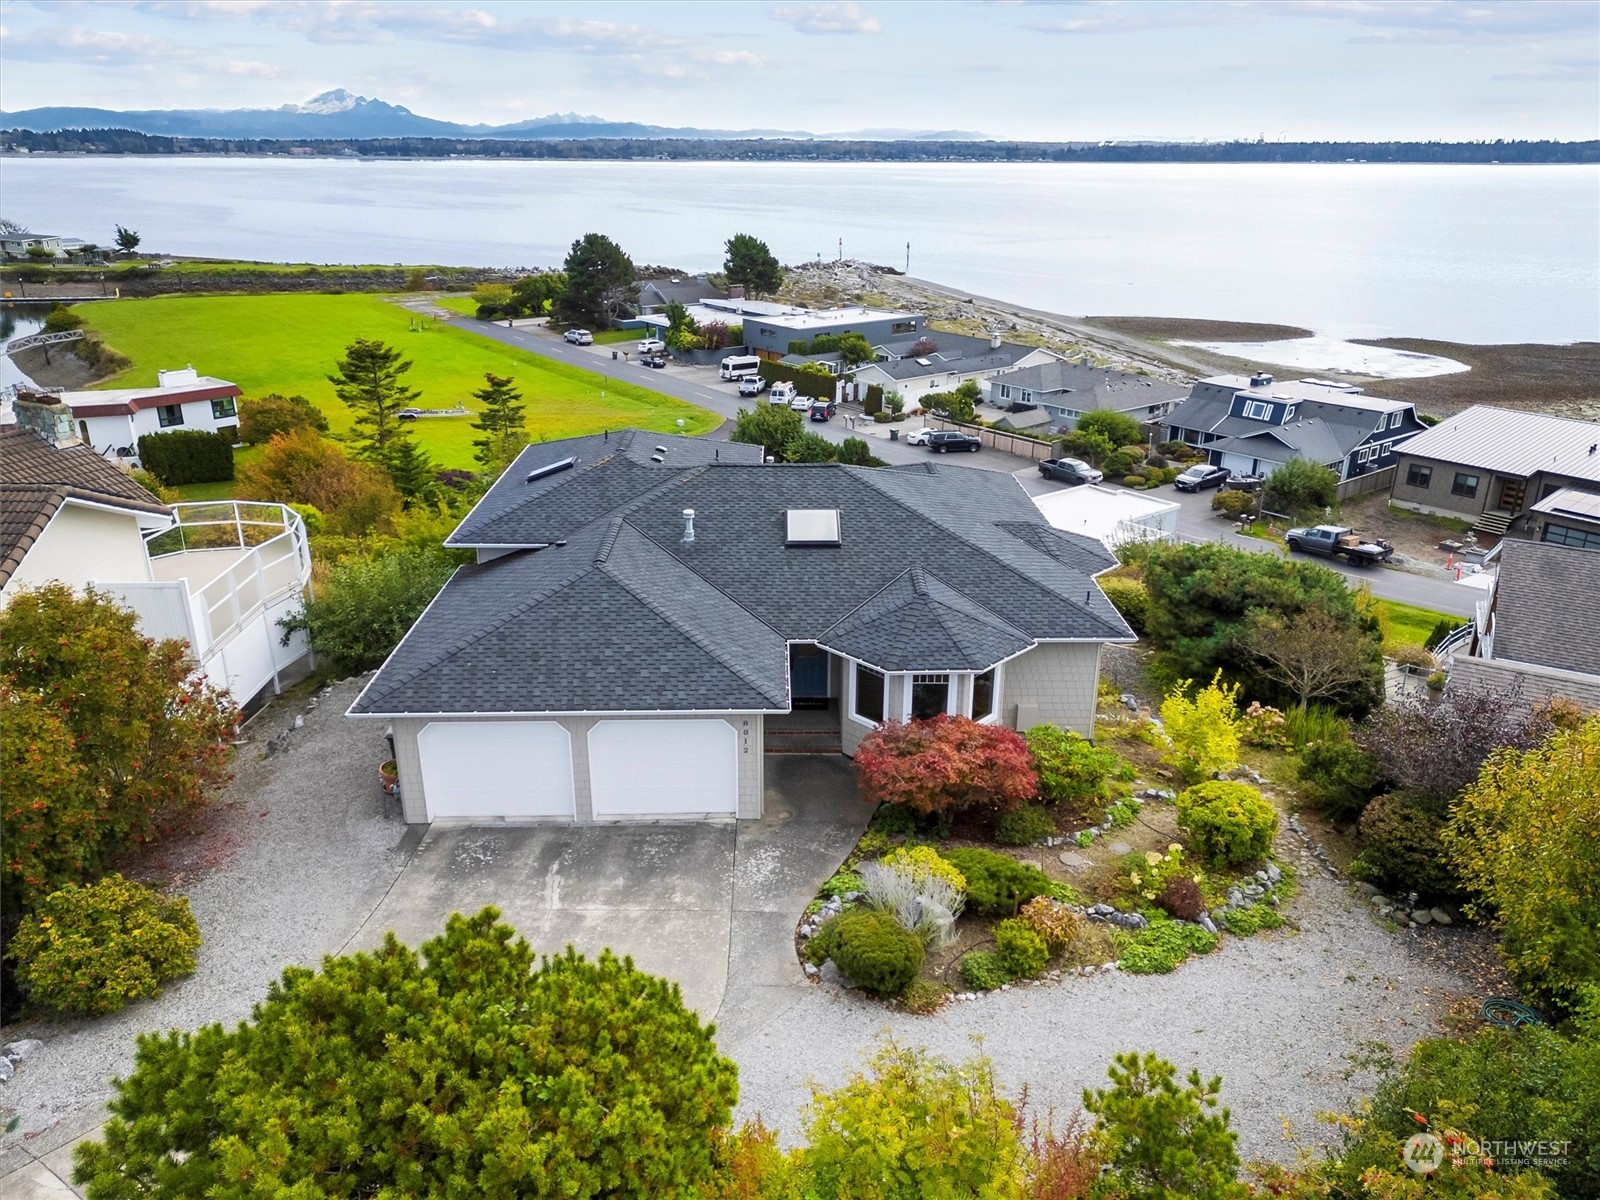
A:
[347,755,869,1024]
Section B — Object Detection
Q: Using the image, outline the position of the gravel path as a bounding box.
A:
[0,677,413,1150]
[725,870,1475,1165]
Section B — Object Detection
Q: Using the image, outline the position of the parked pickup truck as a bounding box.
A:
[1284,524,1394,567]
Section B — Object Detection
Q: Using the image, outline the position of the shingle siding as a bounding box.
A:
[1002,642,1102,737]
[1448,657,1600,714]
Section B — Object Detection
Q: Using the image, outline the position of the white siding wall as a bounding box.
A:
[1,503,153,600]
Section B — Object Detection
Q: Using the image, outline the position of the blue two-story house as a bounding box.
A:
[1162,374,1428,484]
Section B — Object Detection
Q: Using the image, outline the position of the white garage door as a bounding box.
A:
[588,719,738,818]
[417,722,575,820]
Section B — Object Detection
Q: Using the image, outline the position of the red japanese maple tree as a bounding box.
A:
[853,715,1038,816]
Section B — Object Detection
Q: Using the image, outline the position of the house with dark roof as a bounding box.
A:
[1449,538,1600,712]
[349,429,1135,825]
[1163,374,1426,486]
[1,398,313,706]
[848,332,1064,408]
[1388,406,1600,540]
[988,359,1190,432]
[635,276,727,314]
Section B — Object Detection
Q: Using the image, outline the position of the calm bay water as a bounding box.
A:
[3,157,1597,344]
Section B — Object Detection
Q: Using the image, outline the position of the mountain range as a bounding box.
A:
[0,89,986,142]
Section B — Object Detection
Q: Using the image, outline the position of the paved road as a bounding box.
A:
[439,312,1481,618]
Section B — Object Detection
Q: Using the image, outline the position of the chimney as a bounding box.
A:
[681,507,696,545]
[727,284,745,300]
[13,395,81,448]
[989,332,1002,350]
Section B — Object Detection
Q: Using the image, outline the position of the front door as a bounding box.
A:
[1497,478,1526,513]
[790,644,829,709]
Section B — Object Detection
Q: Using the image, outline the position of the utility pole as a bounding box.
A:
[906,242,910,273]
[837,237,842,262]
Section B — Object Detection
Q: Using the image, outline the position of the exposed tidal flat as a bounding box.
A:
[4,156,1597,345]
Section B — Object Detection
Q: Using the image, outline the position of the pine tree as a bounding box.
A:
[471,372,528,474]
[381,437,437,505]
[328,339,422,463]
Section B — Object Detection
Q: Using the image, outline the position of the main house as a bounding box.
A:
[1163,374,1426,484]
[989,359,1190,432]
[1388,405,1600,541]
[21,367,243,464]
[690,299,924,358]
[1,399,312,707]
[788,331,1064,408]
[350,430,1134,825]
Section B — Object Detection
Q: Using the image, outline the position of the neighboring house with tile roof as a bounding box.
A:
[14,367,243,464]
[1163,373,1426,487]
[1388,406,1600,540]
[989,359,1190,432]
[1449,538,1600,711]
[1,399,313,707]
[350,428,1135,825]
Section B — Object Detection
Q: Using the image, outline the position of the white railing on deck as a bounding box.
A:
[143,502,311,655]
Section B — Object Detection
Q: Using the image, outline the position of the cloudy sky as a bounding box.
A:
[1,0,1596,140]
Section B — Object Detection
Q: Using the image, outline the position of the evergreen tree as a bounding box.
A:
[723,233,782,296]
[382,437,438,505]
[472,373,529,473]
[327,338,422,464]
[74,909,740,1196]
[553,233,634,329]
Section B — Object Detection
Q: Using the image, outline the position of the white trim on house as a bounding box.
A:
[841,652,1013,730]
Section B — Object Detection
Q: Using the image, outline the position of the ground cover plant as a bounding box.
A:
[76,293,719,468]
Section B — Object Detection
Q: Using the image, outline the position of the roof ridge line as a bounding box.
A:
[599,523,789,706]
[595,517,624,564]
[816,566,918,641]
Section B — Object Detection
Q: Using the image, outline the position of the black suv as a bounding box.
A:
[926,431,982,453]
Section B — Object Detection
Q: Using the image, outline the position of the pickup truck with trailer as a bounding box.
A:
[1284,524,1394,566]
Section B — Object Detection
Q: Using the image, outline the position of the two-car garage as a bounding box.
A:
[413,717,743,823]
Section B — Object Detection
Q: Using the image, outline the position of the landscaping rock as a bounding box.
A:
[0,1057,11,1084]
[820,961,859,989]
[1057,850,1093,870]
[1120,693,1139,712]
[1227,888,1245,907]
[803,962,819,979]
[1266,864,1282,884]
[1368,894,1388,907]
[1411,909,1433,925]
[1108,841,1132,856]
[1430,907,1454,926]
[1081,965,1096,976]
[3,1039,43,1063]
[1199,915,1218,935]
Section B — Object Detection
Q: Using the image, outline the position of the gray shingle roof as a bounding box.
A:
[1397,406,1600,485]
[993,359,1187,410]
[1490,539,1600,677]
[354,433,1134,717]
[818,567,1034,671]
[1209,417,1351,465]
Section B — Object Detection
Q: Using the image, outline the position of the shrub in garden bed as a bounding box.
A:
[812,911,924,997]
[995,918,1050,979]
[880,844,966,893]
[1352,793,1460,900]
[1237,701,1290,749]
[1296,732,1377,823]
[898,978,950,1014]
[1160,674,1243,783]
[1118,918,1219,975]
[1157,875,1205,921]
[940,848,1051,916]
[1018,897,1083,954]
[10,874,201,1015]
[854,715,1037,818]
[1219,903,1284,937]
[1098,576,1149,636]
[858,859,963,950]
[1176,781,1278,867]
[1026,724,1130,807]
[995,804,1055,846]
[960,950,1013,992]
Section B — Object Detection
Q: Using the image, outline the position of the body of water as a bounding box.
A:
[3,157,1597,344]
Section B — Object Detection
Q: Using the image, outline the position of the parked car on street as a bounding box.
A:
[720,354,763,381]
[396,408,421,421]
[905,427,937,446]
[809,399,837,422]
[738,375,768,396]
[789,394,812,412]
[1284,524,1394,567]
[1173,464,1231,492]
[768,381,798,407]
[926,431,982,454]
[564,329,593,345]
[641,353,667,368]
[1038,457,1103,485]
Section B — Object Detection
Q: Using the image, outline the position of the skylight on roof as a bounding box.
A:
[785,508,841,546]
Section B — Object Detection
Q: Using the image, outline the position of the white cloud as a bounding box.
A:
[1022,0,1599,39]
[0,24,279,75]
[769,2,881,35]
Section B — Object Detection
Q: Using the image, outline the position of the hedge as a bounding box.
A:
[864,384,885,415]
[137,430,235,486]
[758,360,844,401]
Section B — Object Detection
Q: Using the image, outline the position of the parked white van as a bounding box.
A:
[719,354,762,381]
[768,381,798,406]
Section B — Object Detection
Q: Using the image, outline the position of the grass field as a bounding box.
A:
[431,294,479,317]
[78,294,719,469]
[1372,597,1461,652]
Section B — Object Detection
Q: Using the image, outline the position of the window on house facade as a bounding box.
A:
[972,669,996,721]
[1542,523,1600,550]
[1406,463,1432,488]
[211,397,237,419]
[1389,410,1403,429]
[157,405,185,427]
[910,673,950,720]
[1451,472,1480,499]
[1284,405,1297,422]
[892,321,916,334]
[1242,400,1273,421]
[853,664,885,723]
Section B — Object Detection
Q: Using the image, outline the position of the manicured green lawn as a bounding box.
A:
[1373,598,1460,652]
[431,294,479,317]
[78,294,718,469]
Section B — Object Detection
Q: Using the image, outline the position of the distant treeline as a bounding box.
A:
[3,128,1596,164]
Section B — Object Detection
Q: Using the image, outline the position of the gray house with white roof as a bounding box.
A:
[1162,374,1426,485]
[350,430,1133,825]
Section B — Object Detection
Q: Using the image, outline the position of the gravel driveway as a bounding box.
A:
[0,676,413,1164]
[725,869,1475,1165]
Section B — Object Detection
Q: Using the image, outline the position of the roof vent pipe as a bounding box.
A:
[682,508,696,545]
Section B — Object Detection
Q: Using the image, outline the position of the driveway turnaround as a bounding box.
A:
[347,755,871,1022]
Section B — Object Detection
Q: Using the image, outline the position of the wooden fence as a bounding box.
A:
[924,415,1059,462]
[1335,464,1396,502]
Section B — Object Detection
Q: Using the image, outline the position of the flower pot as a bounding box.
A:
[379,759,399,790]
